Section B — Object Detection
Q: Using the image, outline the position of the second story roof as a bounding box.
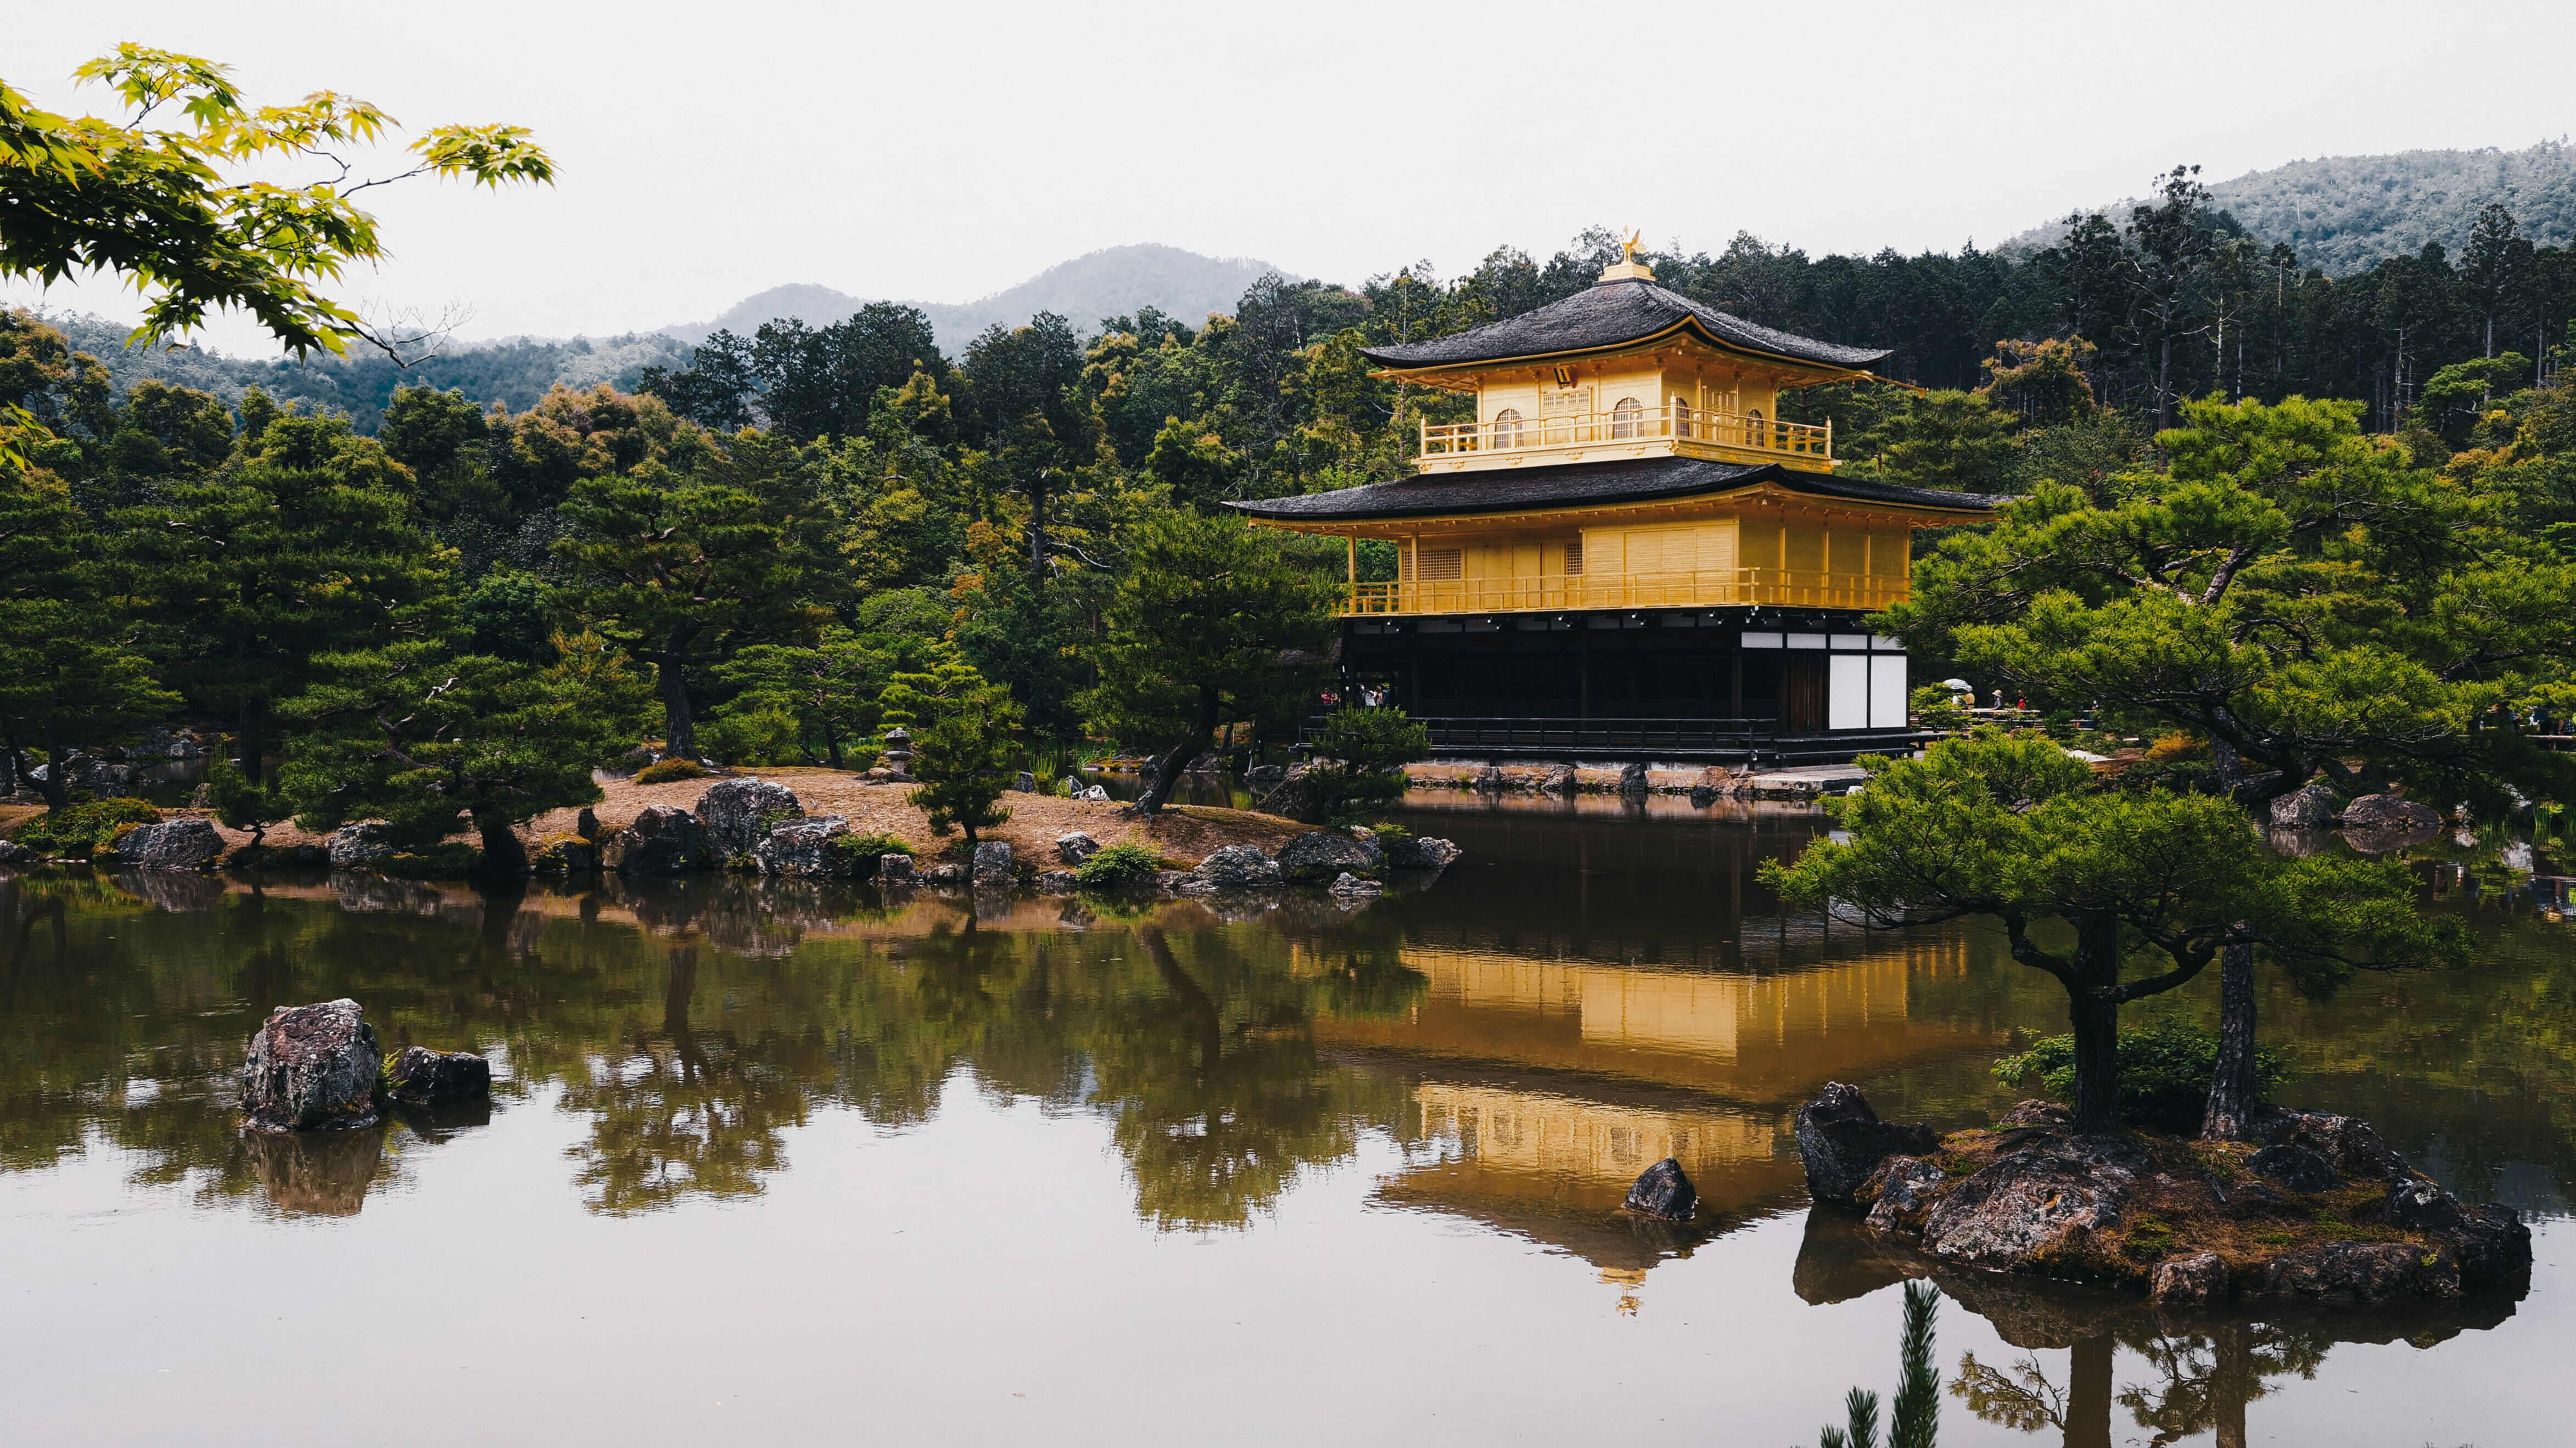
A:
[1360,278,1892,375]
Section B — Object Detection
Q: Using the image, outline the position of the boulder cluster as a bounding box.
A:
[239,999,493,1132]
[1795,1084,2532,1308]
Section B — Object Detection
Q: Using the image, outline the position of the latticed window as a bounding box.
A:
[1563,538,1584,575]
[1418,546,1463,581]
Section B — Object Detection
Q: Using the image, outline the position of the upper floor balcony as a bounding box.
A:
[1417,401,1832,472]
[1339,567,1907,618]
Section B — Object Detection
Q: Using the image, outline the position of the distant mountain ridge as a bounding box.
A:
[663,243,1291,353]
[2004,141,2576,273]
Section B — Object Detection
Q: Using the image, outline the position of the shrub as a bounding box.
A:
[823,830,915,877]
[635,758,712,785]
[1074,842,1162,886]
[13,798,162,858]
[1993,1024,2292,1132]
[1302,706,1431,823]
[698,698,807,767]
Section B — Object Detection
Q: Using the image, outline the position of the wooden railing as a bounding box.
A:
[1420,401,1830,461]
[1342,568,1907,616]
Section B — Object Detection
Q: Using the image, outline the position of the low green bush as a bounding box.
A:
[1993,1024,2291,1132]
[12,798,163,858]
[635,758,712,785]
[1074,842,1162,886]
[824,830,915,876]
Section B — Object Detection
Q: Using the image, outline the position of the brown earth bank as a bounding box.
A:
[2,768,1315,872]
[1795,1084,2534,1311]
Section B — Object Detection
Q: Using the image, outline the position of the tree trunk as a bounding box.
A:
[1029,474,1048,578]
[657,659,697,760]
[237,695,266,787]
[1132,687,1218,817]
[2065,919,2124,1135]
[471,810,530,877]
[2156,335,2175,432]
[2202,937,2261,1140]
[35,726,69,811]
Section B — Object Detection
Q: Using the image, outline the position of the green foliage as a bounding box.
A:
[1074,842,1162,886]
[1847,388,2019,493]
[10,797,160,857]
[824,830,914,877]
[1816,1281,1941,1448]
[879,659,1021,843]
[634,758,709,785]
[203,760,290,843]
[1995,1025,2294,1131]
[1909,684,1968,732]
[1301,706,1431,822]
[696,696,805,767]
[0,453,172,805]
[1762,729,2452,1131]
[1078,511,1335,812]
[280,635,633,872]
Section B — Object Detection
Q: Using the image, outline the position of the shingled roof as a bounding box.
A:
[1360,278,1892,373]
[1226,455,1994,523]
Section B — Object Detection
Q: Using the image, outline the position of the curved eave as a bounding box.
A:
[1227,466,1998,535]
[1360,315,1894,389]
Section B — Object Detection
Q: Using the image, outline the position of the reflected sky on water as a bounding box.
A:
[2,793,2572,1445]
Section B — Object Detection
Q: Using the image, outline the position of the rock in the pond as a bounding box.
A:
[878,853,918,885]
[2248,1143,2342,1193]
[384,1046,491,1105]
[1383,834,1460,871]
[1244,763,1286,795]
[114,818,223,871]
[2151,1251,2230,1308]
[1917,1137,2135,1270]
[2254,1242,2455,1305]
[2258,1109,2411,1181]
[0,838,38,867]
[1013,771,1037,793]
[1795,1083,1940,1209]
[754,814,849,877]
[2269,781,2340,829]
[1860,1157,1949,1233]
[240,998,383,1132]
[1471,763,1507,792]
[1328,871,1382,898]
[1056,832,1101,866]
[2453,1203,2534,1287]
[530,836,596,875]
[2385,1176,2462,1232]
[925,862,965,885]
[1194,844,1283,888]
[1032,869,1078,893]
[1276,829,1381,884]
[1997,1099,2071,1130]
[1623,1158,1696,1221]
[972,839,1014,885]
[575,807,599,841]
[290,843,329,868]
[606,805,708,875]
[1688,785,1718,806]
[697,777,804,860]
[1617,761,1649,798]
[1538,762,1578,796]
[327,822,396,868]
[2339,793,2439,831]
[1183,751,1226,776]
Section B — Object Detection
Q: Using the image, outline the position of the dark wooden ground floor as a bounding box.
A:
[1336,606,1921,764]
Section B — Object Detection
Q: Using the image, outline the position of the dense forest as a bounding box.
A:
[8,157,2576,857]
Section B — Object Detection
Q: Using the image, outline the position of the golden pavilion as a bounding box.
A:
[1231,241,1995,761]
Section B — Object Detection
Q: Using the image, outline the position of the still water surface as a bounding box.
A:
[2,794,2570,1445]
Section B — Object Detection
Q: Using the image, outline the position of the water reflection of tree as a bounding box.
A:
[0,874,1428,1225]
[1955,1323,2329,1448]
[560,946,810,1215]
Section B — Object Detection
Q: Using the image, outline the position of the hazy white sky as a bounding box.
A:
[13,0,2576,355]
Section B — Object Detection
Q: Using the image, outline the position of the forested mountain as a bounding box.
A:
[34,311,687,434]
[2011,141,2576,274]
[663,244,1287,353]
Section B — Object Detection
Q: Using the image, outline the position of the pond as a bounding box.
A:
[2,794,2569,1446]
